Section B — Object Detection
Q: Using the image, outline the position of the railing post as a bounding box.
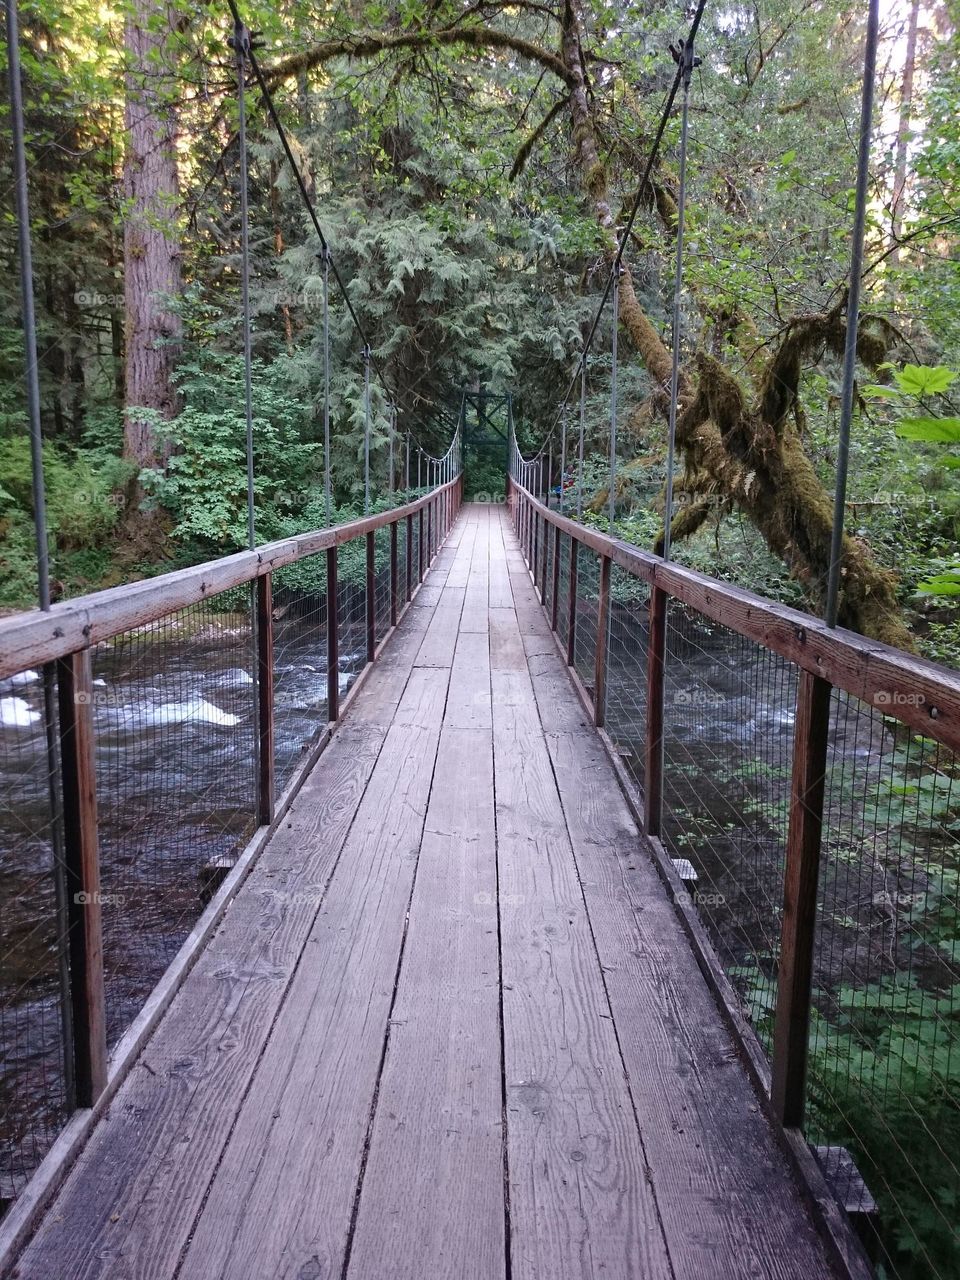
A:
[644,586,668,839]
[255,574,275,825]
[593,554,612,727]
[566,537,578,665]
[550,526,561,632]
[771,670,832,1128]
[326,545,339,722]
[56,648,107,1107]
[405,512,413,601]
[365,530,376,663]
[418,507,425,582]
[427,499,433,566]
[390,519,399,627]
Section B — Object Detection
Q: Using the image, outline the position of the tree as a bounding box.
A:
[122,0,183,469]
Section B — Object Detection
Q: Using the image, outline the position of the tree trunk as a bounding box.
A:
[890,0,921,265]
[122,0,182,470]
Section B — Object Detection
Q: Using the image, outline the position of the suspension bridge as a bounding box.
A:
[2,0,959,1275]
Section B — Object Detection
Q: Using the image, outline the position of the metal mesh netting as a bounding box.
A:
[272,553,331,791]
[604,567,650,793]
[659,600,797,1047]
[803,692,960,1278]
[555,531,571,646]
[93,590,259,1046]
[374,528,391,641]
[336,537,370,701]
[543,522,555,617]
[573,544,600,694]
[0,671,69,1204]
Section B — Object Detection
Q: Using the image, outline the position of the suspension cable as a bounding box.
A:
[661,36,698,564]
[608,264,620,531]
[232,20,257,552]
[825,0,880,627]
[321,246,332,524]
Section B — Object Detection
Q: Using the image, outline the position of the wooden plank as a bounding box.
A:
[491,622,672,1279]
[366,529,377,663]
[256,574,275,824]
[644,586,667,839]
[536,724,842,1280]
[772,670,833,1127]
[415,586,466,669]
[345,726,504,1280]
[13,720,389,1280]
[176,669,449,1280]
[56,649,107,1107]
[593,553,611,728]
[444,631,493,730]
[326,545,339,722]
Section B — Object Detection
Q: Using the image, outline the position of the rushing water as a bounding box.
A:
[0,601,365,1199]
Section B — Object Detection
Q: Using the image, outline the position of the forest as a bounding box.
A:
[0,0,957,666]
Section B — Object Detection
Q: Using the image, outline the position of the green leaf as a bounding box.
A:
[894,364,958,396]
[896,417,960,443]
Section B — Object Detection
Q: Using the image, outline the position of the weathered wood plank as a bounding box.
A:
[491,600,671,1280]
[345,725,504,1280]
[176,668,448,1280]
[12,721,388,1280]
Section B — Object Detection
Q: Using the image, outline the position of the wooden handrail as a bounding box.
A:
[509,479,960,756]
[0,479,461,681]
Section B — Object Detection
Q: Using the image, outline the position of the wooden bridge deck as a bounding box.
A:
[14,504,843,1280]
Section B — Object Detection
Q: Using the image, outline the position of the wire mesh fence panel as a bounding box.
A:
[573,544,600,695]
[374,527,391,640]
[543,524,555,619]
[396,519,407,607]
[272,553,330,791]
[804,692,960,1279]
[0,670,69,1207]
[660,600,797,1049]
[92,591,259,1048]
[554,531,570,646]
[336,536,370,700]
[410,513,420,590]
[604,566,650,793]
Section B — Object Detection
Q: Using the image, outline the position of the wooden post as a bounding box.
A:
[566,536,578,666]
[326,546,339,722]
[405,512,413,601]
[255,574,275,825]
[418,507,425,582]
[56,649,107,1107]
[390,520,399,627]
[593,554,612,728]
[644,587,668,839]
[550,526,561,633]
[427,500,433,566]
[366,531,376,663]
[771,670,832,1128]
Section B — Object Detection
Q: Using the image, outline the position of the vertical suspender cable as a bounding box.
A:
[234,22,256,552]
[388,405,395,495]
[233,19,262,819]
[547,441,553,510]
[362,344,371,514]
[321,246,332,525]
[6,0,74,1107]
[559,409,567,516]
[577,362,586,520]
[608,266,620,532]
[661,37,696,565]
[825,0,880,627]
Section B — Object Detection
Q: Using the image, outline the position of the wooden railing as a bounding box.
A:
[509,474,960,1272]
[0,476,462,1120]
